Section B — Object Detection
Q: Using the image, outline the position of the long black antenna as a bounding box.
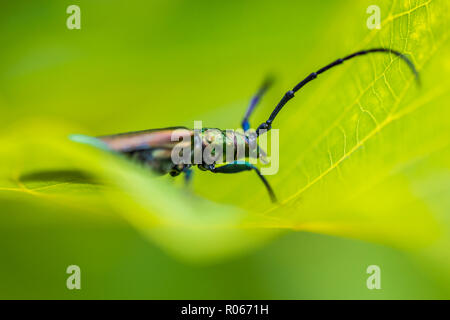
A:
[256,48,420,135]
[241,76,274,131]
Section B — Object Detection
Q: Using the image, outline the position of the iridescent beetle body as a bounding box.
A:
[71,48,419,203]
[96,127,259,176]
[97,127,192,176]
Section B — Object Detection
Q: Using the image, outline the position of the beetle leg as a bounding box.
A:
[210,161,277,203]
[183,167,193,186]
[241,76,274,132]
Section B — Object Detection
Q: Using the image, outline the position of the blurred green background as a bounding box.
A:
[1,0,449,299]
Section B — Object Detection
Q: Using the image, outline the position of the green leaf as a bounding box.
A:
[1,0,449,283]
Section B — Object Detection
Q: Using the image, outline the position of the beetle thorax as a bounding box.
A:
[196,128,259,167]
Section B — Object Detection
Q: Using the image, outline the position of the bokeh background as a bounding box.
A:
[0,0,449,299]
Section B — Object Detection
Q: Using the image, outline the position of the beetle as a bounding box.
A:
[71,48,419,203]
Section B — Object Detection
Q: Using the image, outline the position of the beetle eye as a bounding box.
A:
[204,133,214,143]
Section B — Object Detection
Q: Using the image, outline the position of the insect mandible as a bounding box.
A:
[71,48,419,203]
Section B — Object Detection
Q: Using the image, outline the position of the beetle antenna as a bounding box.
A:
[256,48,420,135]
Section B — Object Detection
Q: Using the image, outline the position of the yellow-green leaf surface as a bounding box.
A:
[1,0,449,298]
